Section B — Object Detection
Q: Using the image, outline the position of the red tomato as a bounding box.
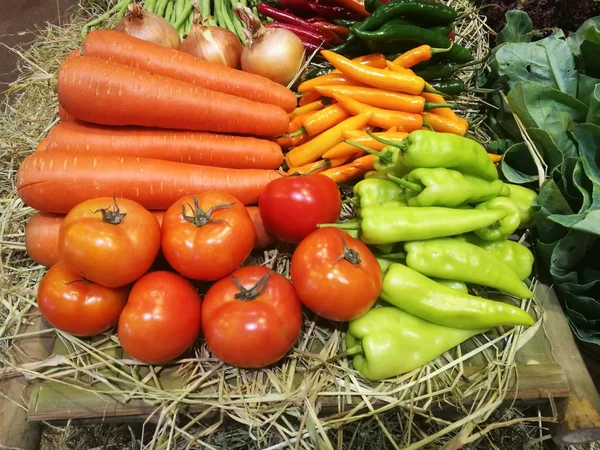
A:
[37,261,129,337]
[290,228,382,321]
[58,197,161,288]
[161,192,255,281]
[202,266,302,368]
[117,271,202,364]
[258,174,341,244]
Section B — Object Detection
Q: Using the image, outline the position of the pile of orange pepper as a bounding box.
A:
[277,45,499,184]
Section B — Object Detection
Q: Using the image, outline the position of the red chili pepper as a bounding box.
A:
[328,0,370,17]
[278,0,314,14]
[266,22,333,47]
[307,1,363,20]
[306,16,329,23]
[311,21,350,39]
[258,3,316,29]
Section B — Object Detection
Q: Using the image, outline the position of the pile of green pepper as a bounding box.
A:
[321,130,539,381]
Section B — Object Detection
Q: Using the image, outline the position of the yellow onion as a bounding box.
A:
[234,4,305,86]
[180,21,242,68]
[115,3,181,49]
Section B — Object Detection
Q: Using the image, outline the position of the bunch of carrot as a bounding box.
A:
[17,29,302,215]
[279,45,498,182]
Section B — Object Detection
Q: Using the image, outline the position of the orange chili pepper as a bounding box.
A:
[287,113,311,133]
[321,50,425,95]
[315,84,427,113]
[320,159,372,183]
[289,100,324,118]
[351,154,376,170]
[392,44,453,69]
[285,112,373,168]
[302,103,350,136]
[422,111,468,136]
[286,157,348,175]
[311,22,350,40]
[298,73,366,93]
[421,92,460,121]
[331,93,423,131]
[299,90,322,106]
[322,131,408,159]
[488,153,503,163]
[329,0,370,17]
[385,60,418,77]
[331,53,387,74]
[276,132,309,150]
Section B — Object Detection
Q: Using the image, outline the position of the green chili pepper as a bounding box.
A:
[352,24,472,64]
[427,78,466,95]
[456,235,534,281]
[387,168,506,207]
[380,263,535,328]
[379,257,469,293]
[433,278,468,293]
[403,238,534,299]
[505,184,538,228]
[473,197,521,241]
[305,65,334,80]
[345,306,488,380]
[356,1,457,33]
[353,178,405,210]
[414,61,471,80]
[361,130,499,181]
[322,205,506,245]
[333,19,357,27]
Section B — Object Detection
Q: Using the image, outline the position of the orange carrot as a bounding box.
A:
[24,212,64,267]
[284,112,373,168]
[315,85,428,113]
[286,157,348,175]
[322,131,408,159]
[57,56,289,137]
[81,30,297,113]
[16,152,283,214]
[422,112,468,136]
[299,90,322,106]
[421,92,460,121]
[36,137,49,152]
[301,104,350,136]
[332,93,423,131]
[58,104,75,122]
[44,121,284,170]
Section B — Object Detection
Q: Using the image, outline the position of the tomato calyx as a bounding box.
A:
[334,232,361,266]
[93,196,126,225]
[182,196,235,228]
[232,273,272,301]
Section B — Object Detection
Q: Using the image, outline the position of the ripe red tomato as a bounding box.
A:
[37,260,129,337]
[258,174,341,244]
[202,266,302,368]
[290,228,382,321]
[58,197,161,288]
[161,192,255,281]
[117,271,202,364]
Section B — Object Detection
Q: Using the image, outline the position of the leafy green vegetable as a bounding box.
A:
[577,74,600,105]
[586,85,600,125]
[497,10,533,44]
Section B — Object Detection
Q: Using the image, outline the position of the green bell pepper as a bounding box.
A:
[353,178,405,210]
[345,307,487,380]
[364,130,499,181]
[364,170,389,180]
[505,184,538,228]
[473,197,521,241]
[457,234,534,281]
[323,206,506,245]
[380,263,535,329]
[403,238,534,298]
[387,168,506,207]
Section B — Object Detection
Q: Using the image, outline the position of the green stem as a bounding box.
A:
[423,85,446,95]
[422,119,434,131]
[344,140,380,156]
[279,127,306,139]
[82,0,132,36]
[176,0,186,20]
[382,252,406,260]
[201,0,210,20]
[424,102,453,110]
[230,0,247,43]
[174,3,194,29]
[365,130,406,149]
[317,221,360,231]
[218,0,238,35]
[386,174,422,192]
[429,42,453,54]
[117,0,133,19]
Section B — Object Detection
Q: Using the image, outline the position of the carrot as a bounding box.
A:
[246,206,276,249]
[298,90,322,106]
[16,151,283,214]
[284,112,373,168]
[58,104,75,122]
[44,121,284,170]
[315,85,428,113]
[301,104,350,136]
[57,56,289,137]
[81,30,297,113]
[25,207,273,267]
[322,131,408,159]
[36,138,49,152]
[422,112,468,136]
[24,212,64,267]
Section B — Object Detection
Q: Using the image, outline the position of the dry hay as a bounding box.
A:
[0,2,556,449]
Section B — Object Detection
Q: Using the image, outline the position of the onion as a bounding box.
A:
[234,5,306,86]
[115,3,181,49]
[180,20,242,68]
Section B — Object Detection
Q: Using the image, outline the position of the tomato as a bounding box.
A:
[202,266,302,368]
[117,271,202,364]
[290,228,382,321]
[37,261,128,337]
[258,174,341,244]
[58,197,161,288]
[161,192,255,281]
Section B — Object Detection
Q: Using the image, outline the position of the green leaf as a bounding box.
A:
[567,17,600,59]
[581,25,600,77]
[571,123,600,186]
[506,81,588,158]
[500,142,539,184]
[577,75,600,105]
[535,239,557,269]
[550,230,597,273]
[587,84,600,125]
[495,31,578,96]
[526,128,564,172]
[497,10,533,44]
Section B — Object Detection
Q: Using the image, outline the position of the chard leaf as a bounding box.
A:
[587,84,600,125]
[500,142,539,184]
[497,10,533,44]
[577,74,600,105]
